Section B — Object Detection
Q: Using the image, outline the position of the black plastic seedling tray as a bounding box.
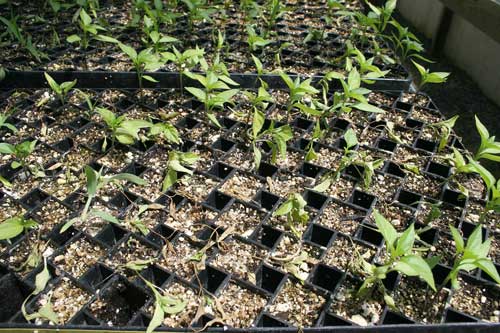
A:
[0,72,499,333]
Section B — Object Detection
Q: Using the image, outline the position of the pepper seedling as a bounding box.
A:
[97,107,153,150]
[67,8,118,49]
[357,210,437,307]
[162,151,199,191]
[0,215,38,241]
[0,139,37,170]
[426,115,458,152]
[61,165,148,233]
[273,193,309,238]
[185,70,240,128]
[473,115,500,162]
[412,60,450,92]
[446,225,500,289]
[249,109,293,170]
[44,72,77,105]
[118,43,164,88]
[279,71,320,112]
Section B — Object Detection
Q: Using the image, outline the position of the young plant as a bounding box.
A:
[125,203,165,235]
[240,0,262,23]
[389,19,430,63]
[313,128,358,192]
[148,121,181,145]
[0,15,47,62]
[0,112,17,133]
[329,67,385,116]
[246,25,273,53]
[0,215,38,241]
[274,42,293,68]
[352,151,384,189]
[97,107,152,149]
[345,45,390,82]
[292,103,325,162]
[249,109,293,170]
[76,89,97,114]
[118,43,164,88]
[181,0,216,31]
[357,210,437,305]
[22,258,59,324]
[141,15,179,52]
[303,28,327,44]
[426,115,458,152]
[263,0,287,36]
[279,71,319,112]
[44,72,77,105]
[241,85,274,124]
[0,139,37,170]
[467,159,500,222]
[61,165,147,232]
[412,60,450,92]
[162,46,205,93]
[67,8,117,49]
[365,0,397,33]
[473,115,500,162]
[142,275,186,333]
[273,193,309,238]
[446,225,500,289]
[185,70,240,127]
[162,151,199,191]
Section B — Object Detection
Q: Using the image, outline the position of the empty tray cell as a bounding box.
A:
[396,189,422,209]
[216,201,265,237]
[79,264,114,290]
[350,190,376,210]
[442,188,467,208]
[356,224,384,247]
[393,277,450,324]
[52,236,106,278]
[207,162,234,180]
[309,263,344,293]
[195,265,230,295]
[157,236,203,280]
[212,137,236,152]
[426,161,451,178]
[323,236,377,271]
[255,264,286,295]
[216,282,268,328]
[220,172,264,202]
[204,190,233,211]
[89,278,148,326]
[257,162,279,179]
[95,223,127,247]
[0,274,32,322]
[252,224,283,250]
[175,173,219,202]
[211,238,267,282]
[253,190,280,211]
[377,138,398,152]
[268,279,326,327]
[303,224,335,248]
[303,190,329,211]
[20,188,49,209]
[104,236,159,270]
